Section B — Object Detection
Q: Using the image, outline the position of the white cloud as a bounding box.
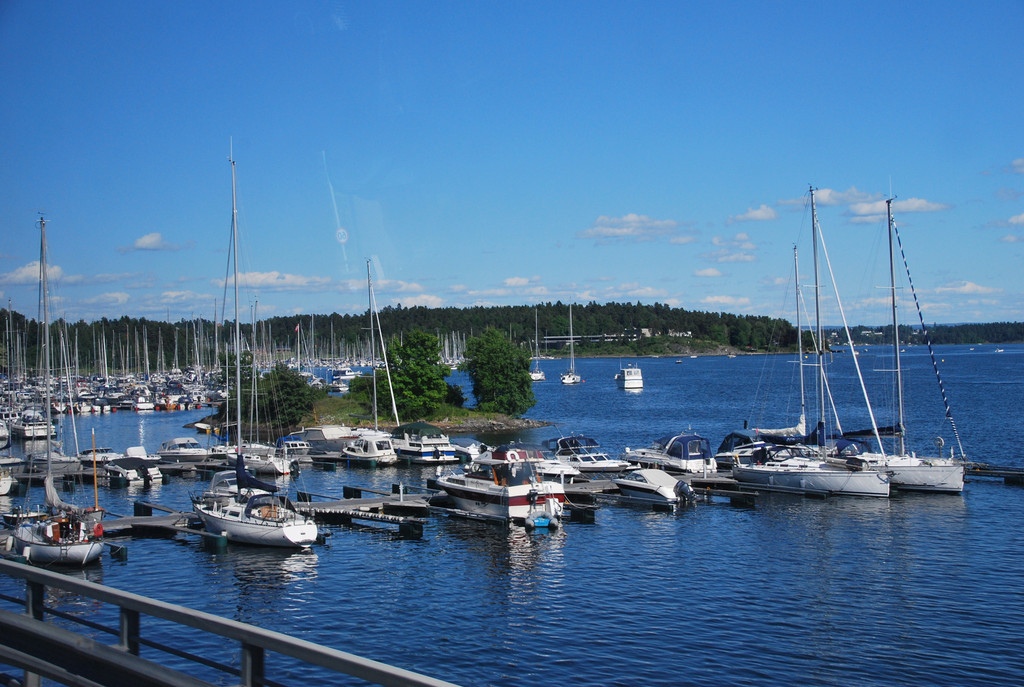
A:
[670,235,698,245]
[849,197,951,216]
[704,249,755,263]
[397,294,443,308]
[81,292,130,306]
[118,232,191,254]
[999,235,1023,243]
[780,187,882,207]
[1009,212,1024,225]
[701,295,751,307]
[695,268,722,277]
[213,271,333,292]
[1011,158,1024,174]
[577,213,684,242]
[933,281,999,295]
[504,276,531,287]
[713,233,756,250]
[0,261,63,285]
[728,204,777,223]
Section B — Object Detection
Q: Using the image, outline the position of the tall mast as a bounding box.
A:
[794,246,806,426]
[809,187,825,449]
[367,260,378,430]
[39,217,53,468]
[230,157,242,455]
[887,198,906,455]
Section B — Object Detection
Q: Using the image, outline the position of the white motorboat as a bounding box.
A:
[157,437,210,463]
[276,435,311,457]
[614,363,643,390]
[78,446,123,466]
[342,436,398,466]
[0,467,16,496]
[436,445,565,525]
[297,424,361,452]
[103,456,162,485]
[545,435,633,473]
[613,468,690,504]
[392,422,457,463]
[625,432,718,474]
[10,409,55,439]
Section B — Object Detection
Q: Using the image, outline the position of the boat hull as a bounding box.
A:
[11,523,104,566]
[438,478,565,521]
[194,507,317,548]
[733,461,890,497]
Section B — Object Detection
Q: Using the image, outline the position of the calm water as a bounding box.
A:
[2,345,1023,686]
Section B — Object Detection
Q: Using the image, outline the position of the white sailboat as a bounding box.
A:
[732,189,889,498]
[191,157,318,549]
[560,303,582,385]
[10,217,105,566]
[852,199,965,493]
[530,308,545,381]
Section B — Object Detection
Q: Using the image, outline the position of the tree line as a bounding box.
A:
[1,305,1021,375]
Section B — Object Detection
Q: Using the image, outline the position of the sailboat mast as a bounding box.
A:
[39,217,53,468]
[794,245,806,424]
[809,187,825,448]
[367,260,379,431]
[887,198,906,455]
[230,158,242,455]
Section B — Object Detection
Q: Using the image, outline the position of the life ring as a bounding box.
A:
[92,522,103,538]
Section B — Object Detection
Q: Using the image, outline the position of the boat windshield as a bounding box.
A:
[491,461,539,486]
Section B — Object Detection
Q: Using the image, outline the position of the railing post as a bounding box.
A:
[120,607,141,655]
[25,580,45,621]
[23,580,44,687]
[240,641,265,686]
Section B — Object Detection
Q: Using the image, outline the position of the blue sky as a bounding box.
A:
[1,1,1021,326]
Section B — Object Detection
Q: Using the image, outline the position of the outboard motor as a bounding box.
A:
[674,479,697,503]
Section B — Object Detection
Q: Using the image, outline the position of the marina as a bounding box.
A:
[1,349,1023,685]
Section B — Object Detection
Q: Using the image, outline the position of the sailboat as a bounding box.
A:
[10,217,105,565]
[732,190,889,498]
[530,308,545,381]
[849,199,965,492]
[560,303,582,385]
[191,157,318,548]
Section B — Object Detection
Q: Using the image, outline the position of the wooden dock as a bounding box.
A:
[965,464,1024,485]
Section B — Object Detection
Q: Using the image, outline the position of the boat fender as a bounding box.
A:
[92,522,103,539]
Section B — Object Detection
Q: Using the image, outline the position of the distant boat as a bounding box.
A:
[560,303,582,385]
[530,308,545,381]
[614,362,643,390]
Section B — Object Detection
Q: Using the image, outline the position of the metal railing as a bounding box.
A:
[0,559,457,687]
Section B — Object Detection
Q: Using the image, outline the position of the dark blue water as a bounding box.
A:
[2,345,1023,686]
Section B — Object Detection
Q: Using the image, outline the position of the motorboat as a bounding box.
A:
[0,467,16,496]
[157,437,210,463]
[451,437,489,463]
[435,445,564,525]
[276,435,311,457]
[243,453,294,476]
[103,456,162,485]
[614,363,643,390]
[296,424,361,452]
[78,446,123,466]
[545,435,633,473]
[10,409,55,440]
[624,432,718,474]
[330,366,360,382]
[391,422,457,464]
[342,437,398,466]
[613,468,693,504]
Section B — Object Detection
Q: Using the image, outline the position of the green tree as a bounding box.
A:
[257,364,327,433]
[385,330,449,419]
[461,329,536,416]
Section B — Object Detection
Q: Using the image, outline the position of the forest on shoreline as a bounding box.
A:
[1,302,1020,374]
